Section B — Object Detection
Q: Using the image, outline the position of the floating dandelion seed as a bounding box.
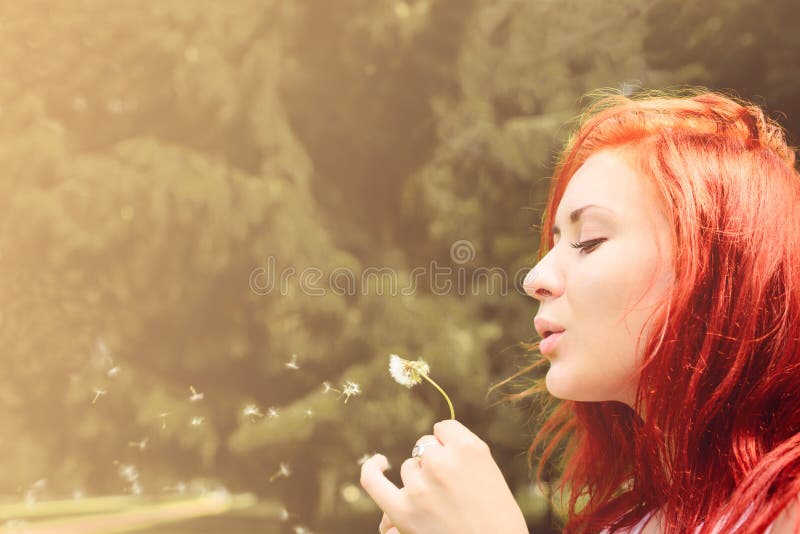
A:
[267,407,280,418]
[269,462,291,482]
[130,481,143,495]
[91,389,107,404]
[243,404,263,422]
[279,507,292,521]
[338,381,361,403]
[119,464,138,483]
[293,526,313,534]
[304,408,313,418]
[357,453,373,466]
[107,366,120,377]
[322,381,339,394]
[162,481,188,494]
[72,488,84,500]
[189,385,204,402]
[285,353,300,370]
[158,412,169,429]
[128,438,148,451]
[388,353,455,419]
[24,479,47,507]
[190,416,205,427]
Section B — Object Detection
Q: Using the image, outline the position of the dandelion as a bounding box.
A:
[267,407,280,418]
[243,404,263,422]
[269,462,291,482]
[338,381,361,403]
[285,353,300,370]
[91,389,107,404]
[388,353,455,419]
[189,385,204,402]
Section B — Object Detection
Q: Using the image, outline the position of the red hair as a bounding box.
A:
[497,90,800,533]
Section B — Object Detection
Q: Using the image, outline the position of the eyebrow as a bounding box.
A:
[551,204,615,236]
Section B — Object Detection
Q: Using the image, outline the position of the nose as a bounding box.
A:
[522,258,563,301]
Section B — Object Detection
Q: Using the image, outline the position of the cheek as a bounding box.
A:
[569,246,667,361]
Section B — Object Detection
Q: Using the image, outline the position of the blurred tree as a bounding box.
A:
[644,0,800,144]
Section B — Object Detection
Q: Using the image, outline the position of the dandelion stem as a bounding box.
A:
[421,374,455,420]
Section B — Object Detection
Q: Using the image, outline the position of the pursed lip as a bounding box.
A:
[534,316,566,339]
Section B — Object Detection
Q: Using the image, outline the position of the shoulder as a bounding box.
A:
[768,493,800,534]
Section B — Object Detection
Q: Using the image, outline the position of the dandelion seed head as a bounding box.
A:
[267,407,280,418]
[389,353,429,388]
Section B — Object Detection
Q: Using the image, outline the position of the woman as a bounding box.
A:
[360,90,800,533]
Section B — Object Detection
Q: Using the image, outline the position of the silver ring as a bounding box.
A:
[411,440,439,462]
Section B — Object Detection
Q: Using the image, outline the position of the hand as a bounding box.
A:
[360,419,528,534]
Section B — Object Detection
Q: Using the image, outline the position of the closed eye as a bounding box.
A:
[569,238,607,254]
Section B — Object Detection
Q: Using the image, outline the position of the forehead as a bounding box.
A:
[556,150,657,222]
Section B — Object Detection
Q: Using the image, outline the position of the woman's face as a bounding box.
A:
[523,149,675,407]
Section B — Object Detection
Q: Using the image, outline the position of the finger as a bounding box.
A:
[433,419,481,446]
[360,454,405,516]
[379,512,394,534]
[400,456,425,486]
[386,529,400,534]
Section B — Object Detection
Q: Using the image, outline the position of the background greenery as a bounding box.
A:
[0,1,797,532]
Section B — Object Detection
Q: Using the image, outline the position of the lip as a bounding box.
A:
[534,316,566,338]
[538,330,565,355]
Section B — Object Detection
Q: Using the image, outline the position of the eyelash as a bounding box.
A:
[569,238,606,254]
